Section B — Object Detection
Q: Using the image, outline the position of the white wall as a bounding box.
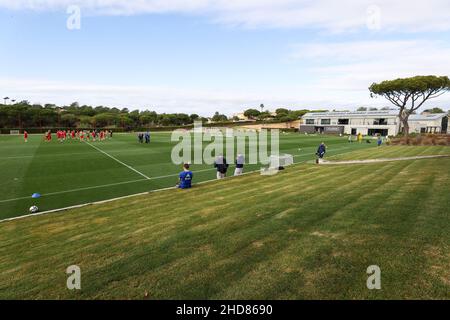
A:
[409,119,445,133]
[302,115,399,136]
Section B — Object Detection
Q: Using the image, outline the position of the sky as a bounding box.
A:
[1,0,450,116]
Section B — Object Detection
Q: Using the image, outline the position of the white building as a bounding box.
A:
[408,113,448,134]
[300,110,400,136]
[299,110,448,136]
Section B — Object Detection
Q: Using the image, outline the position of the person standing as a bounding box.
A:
[214,155,229,179]
[377,135,383,147]
[24,130,28,143]
[316,142,326,162]
[234,154,245,176]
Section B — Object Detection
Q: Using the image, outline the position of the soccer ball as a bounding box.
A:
[29,206,39,213]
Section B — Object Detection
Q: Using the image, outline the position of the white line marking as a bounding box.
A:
[293,145,360,158]
[0,146,370,222]
[0,152,97,160]
[0,167,263,223]
[0,149,169,160]
[0,146,360,204]
[0,167,217,204]
[0,145,363,204]
[84,141,151,180]
[0,178,148,203]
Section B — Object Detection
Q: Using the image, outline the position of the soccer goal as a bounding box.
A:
[261,154,294,175]
[269,153,294,169]
[9,130,20,135]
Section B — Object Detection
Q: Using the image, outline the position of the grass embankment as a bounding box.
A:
[0,146,449,299]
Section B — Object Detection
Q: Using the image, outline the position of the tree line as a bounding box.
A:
[242,108,312,122]
[0,100,315,129]
[0,101,221,129]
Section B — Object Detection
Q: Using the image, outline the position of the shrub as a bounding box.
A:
[390,134,450,146]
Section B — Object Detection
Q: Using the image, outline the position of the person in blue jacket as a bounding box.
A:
[316,142,326,159]
[377,135,383,146]
[177,163,193,189]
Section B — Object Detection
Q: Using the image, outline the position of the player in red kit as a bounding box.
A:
[24,130,28,143]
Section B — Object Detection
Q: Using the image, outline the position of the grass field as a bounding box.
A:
[0,144,449,299]
[0,132,375,220]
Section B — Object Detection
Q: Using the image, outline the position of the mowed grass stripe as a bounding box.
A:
[83,141,151,180]
[329,159,449,299]
[213,163,411,299]
[330,145,450,160]
[0,162,370,298]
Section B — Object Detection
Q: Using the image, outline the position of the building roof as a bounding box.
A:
[408,113,448,121]
[302,110,399,118]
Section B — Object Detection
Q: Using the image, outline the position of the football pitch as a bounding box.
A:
[0,144,449,299]
[0,132,374,220]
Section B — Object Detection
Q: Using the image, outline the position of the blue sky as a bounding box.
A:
[1,1,450,116]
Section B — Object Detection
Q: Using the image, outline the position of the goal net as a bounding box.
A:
[261,154,294,175]
[9,130,20,135]
[269,153,294,169]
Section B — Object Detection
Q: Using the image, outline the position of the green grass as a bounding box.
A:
[0,133,374,220]
[330,145,450,160]
[0,145,448,299]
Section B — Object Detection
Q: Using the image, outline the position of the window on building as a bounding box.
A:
[321,119,331,125]
[368,129,389,136]
[373,118,388,125]
[305,119,315,125]
[338,119,349,125]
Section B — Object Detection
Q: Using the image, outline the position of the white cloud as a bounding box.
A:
[2,2,450,113]
[1,0,450,32]
[290,39,450,96]
[0,77,310,115]
[4,39,450,113]
[2,70,449,115]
